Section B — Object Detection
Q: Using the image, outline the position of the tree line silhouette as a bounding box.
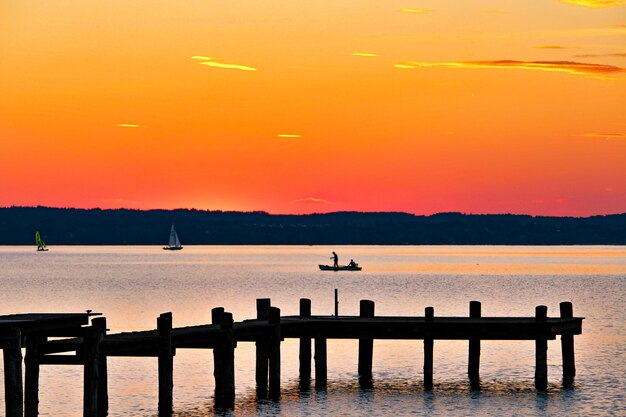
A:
[1,206,625,245]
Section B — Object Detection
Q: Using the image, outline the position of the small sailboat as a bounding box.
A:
[35,231,48,251]
[163,224,183,250]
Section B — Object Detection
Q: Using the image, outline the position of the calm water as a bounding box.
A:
[0,246,625,416]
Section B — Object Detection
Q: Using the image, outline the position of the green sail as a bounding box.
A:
[35,231,47,250]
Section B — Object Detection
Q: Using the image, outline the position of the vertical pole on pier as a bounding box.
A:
[334,289,339,317]
[214,311,235,409]
[535,305,548,391]
[212,308,224,404]
[314,337,327,389]
[3,327,23,417]
[25,334,43,417]
[358,300,375,387]
[268,307,281,400]
[560,302,576,386]
[299,298,312,388]
[157,312,173,415]
[468,301,481,390]
[91,317,108,416]
[83,325,102,417]
[255,298,271,399]
[424,307,434,391]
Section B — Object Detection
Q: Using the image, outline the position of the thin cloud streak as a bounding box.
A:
[536,45,567,49]
[394,60,625,78]
[580,132,626,138]
[400,9,433,13]
[192,56,257,71]
[574,52,626,58]
[560,0,626,7]
[116,124,139,128]
[291,197,335,205]
[277,134,301,138]
[352,53,380,57]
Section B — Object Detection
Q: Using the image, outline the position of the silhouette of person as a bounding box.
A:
[348,259,356,267]
[331,251,338,268]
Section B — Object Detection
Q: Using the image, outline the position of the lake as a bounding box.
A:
[0,245,624,416]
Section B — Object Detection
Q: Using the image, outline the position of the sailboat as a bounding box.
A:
[35,231,48,251]
[163,224,183,250]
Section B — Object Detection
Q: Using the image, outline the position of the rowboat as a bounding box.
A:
[319,264,362,271]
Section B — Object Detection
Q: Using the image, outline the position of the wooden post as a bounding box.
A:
[535,305,548,391]
[560,301,576,386]
[92,318,108,416]
[3,327,23,417]
[314,337,327,389]
[299,298,312,388]
[157,312,173,416]
[83,325,101,417]
[255,298,270,399]
[214,311,235,409]
[358,300,375,387]
[25,333,43,417]
[211,306,225,402]
[268,307,281,400]
[334,289,339,317]
[424,307,434,391]
[468,301,481,390]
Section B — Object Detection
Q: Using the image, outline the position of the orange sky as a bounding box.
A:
[1,1,625,215]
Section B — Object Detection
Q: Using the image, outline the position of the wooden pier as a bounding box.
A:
[1,299,583,416]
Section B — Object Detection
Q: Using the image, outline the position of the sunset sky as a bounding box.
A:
[1,0,625,215]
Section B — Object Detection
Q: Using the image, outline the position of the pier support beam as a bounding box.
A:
[157,312,173,415]
[214,310,235,409]
[268,307,281,400]
[424,307,434,391]
[83,324,103,417]
[560,302,576,386]
[314,337,327,389]
[3,327,23,417]
[299,298,312,388]
[535,305,548,391]
[358,300,375,388]
[255,298,271,399]
[92,318,108,416]
[468,301,481,390]
[25,334,43,417]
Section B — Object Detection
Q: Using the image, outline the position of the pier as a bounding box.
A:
[1,299,583,416]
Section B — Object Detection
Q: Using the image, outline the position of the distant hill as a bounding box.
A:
[1,206,625,245]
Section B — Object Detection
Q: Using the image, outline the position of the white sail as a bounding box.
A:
[168,224,181,248]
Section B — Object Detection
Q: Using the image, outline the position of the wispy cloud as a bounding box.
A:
[560,0,626,8]
[394,60,625,78]
[400,9,433,13]
[352,53,380,57]
[536,45,567,49]
[291,197,335,205]
[277,134,301,138]
[573,52,626,58]
[191,56,257,71]
[579,132,626,138]
[116,123,140,128]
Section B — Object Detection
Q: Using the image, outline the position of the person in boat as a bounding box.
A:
[331,251,338,268]
[348,259,357,268]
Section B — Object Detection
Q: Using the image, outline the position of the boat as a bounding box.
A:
[319,264,362,271]
[163,224,183,250]
[35,231,48,251]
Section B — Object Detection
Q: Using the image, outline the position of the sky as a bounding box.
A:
[1,0,625,216]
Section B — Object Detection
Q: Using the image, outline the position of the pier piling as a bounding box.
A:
[255,299,271,398]
[299,298,312,387]
[314,337,327,389]
[560,301,576,386]
[3,328,23,417]
[468,301,481,390]
[83,324,102,417]
[268,307,281,400]
[25,333,43,417]
[157,312,173,415]
[358,300,375,387]
[92,317,108,416]
[214,311,235,409]
[535,305,548,391]
[423,307,434,391]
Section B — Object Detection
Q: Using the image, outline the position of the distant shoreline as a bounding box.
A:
[1,206,625,245]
